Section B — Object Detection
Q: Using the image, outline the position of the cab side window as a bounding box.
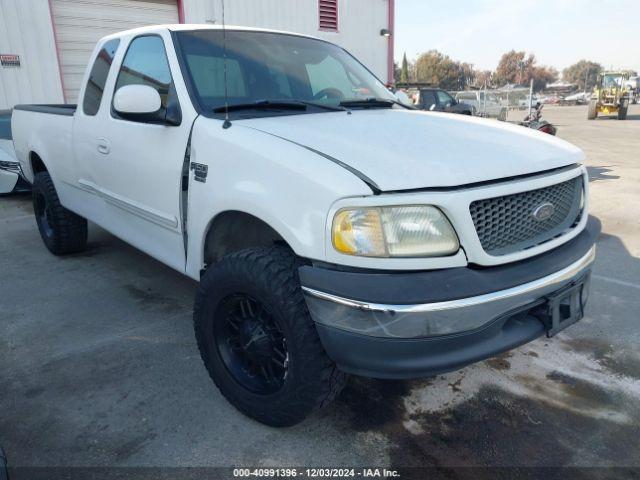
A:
[83,39,120,116]
[436,90,453,106]
[114,36,173,112]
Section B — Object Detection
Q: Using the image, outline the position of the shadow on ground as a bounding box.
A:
[586,166,620,182]
[589,114,640,121]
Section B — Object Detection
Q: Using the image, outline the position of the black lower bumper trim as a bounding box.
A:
[316,309,546,379]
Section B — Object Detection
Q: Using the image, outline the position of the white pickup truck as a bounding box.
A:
[11,25,599,427]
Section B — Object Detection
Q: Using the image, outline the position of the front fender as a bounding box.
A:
[184,117,371,279]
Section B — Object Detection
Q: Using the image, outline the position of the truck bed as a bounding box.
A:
[13,104,77,116]
[11,104,76,184]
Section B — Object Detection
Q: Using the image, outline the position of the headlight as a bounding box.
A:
[332,205,459,257]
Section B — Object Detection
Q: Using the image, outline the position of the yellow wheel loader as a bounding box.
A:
[587,71,630,120]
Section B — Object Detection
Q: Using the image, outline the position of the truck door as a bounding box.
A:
[75,34,192,272]
[420,90,437,110]
[436,90,456,112]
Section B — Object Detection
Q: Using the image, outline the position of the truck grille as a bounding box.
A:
[469,176,583,255]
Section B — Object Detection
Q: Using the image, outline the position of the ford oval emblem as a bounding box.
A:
[532,202,555,222]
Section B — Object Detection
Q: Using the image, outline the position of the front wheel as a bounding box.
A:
[193,246,346,427]
[618,99,629,120]
[32,172,87,255]
[587,99,597,120]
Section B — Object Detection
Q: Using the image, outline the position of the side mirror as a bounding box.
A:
[114,85,161,116]
[112,85,182,126]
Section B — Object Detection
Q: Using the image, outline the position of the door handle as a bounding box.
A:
[97,138,110,155]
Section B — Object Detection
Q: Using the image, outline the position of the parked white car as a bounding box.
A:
[519,96,541,109]
[0,111,28,194]
[455,91,508,120]
[564,91,589,104]
[11,25,598,426]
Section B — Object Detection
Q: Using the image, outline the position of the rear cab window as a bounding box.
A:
[83,39,120,116]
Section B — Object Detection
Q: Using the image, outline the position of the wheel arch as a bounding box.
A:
[201,210,294,270]
[30,151,48,176]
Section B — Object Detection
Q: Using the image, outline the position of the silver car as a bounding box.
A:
[456,91,508,120]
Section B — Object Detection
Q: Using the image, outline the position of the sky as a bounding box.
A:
[394,0,639,77]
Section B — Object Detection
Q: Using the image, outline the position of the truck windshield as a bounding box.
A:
[174,30,395,116]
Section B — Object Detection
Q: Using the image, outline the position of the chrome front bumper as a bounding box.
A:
[303,246,596,339]
[301,217,600,378]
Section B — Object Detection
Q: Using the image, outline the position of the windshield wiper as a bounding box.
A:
[295,100,348,112]
[339,97,413,109]
[213,100,309,113]
[213,99,348,113]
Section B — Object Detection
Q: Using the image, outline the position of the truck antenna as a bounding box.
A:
[221,0,231,129]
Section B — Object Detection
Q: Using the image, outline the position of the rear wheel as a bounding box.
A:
[587,99,597,120]
[193,246,346,427]
[32,172,87,255]
[618,99,628,120]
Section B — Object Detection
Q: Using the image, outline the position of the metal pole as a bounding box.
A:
[528,78,534,117]
[483,84,487,115]
[584,69,588,93]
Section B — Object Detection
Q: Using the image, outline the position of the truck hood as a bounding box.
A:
[240,109,584,191]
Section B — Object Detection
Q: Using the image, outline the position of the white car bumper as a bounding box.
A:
[0,160,28,194]
[0,168,18,194]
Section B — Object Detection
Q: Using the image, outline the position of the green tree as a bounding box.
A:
[400,52,409,83]
[531,66,558,91]
[494,50,557,91]
[414,50,473,90]
[458,62,476,89]
[494,50,534,86]
[563,60,603,91]
[475,70,494,88]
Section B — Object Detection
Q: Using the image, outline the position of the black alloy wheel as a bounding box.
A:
[193,246,346,426]
[31,171,87,255]
[34,190,54,239]
[214,294,288,395]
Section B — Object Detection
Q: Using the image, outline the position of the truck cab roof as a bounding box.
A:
[100,23,322,43]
